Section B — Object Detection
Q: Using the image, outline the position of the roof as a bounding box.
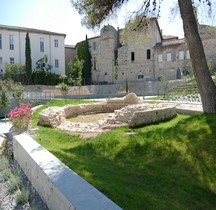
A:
[154,38,185,48]
[65,44,75,48]
[162,35,179,40]
[0,24,66,37]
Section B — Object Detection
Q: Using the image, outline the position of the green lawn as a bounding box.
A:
[32,100,216,210]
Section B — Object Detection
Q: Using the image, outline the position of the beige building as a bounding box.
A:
[72,18,216,84]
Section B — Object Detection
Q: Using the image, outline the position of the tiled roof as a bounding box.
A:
[0,24,66,37]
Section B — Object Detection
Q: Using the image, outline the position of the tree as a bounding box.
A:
[71,0,216,113]
[83,35,92,85]
[12,83,24,106]
[35,54,52,72]
[68,56,83,86]
[59,82,69,101]
[68,56,83,100]
[5,64,26,84]
[114,63,119,82]
[76,36,92,85]
[25,32,32,85]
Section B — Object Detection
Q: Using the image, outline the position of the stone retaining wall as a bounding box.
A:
[13,134,122,210]
[128,106,176,128]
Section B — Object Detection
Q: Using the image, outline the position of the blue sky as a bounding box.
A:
[0,0,185,45]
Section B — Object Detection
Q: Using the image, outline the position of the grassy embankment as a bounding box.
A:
[32,100,216,210]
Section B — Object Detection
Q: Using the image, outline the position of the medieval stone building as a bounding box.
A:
[79,18,216,84]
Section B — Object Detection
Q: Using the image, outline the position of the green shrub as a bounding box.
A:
[32,70,60,85]
[0,156,9,171]
[16,188,30,205]
[2,168,12,181]
[8,174,21,193]
[4,64,26,84]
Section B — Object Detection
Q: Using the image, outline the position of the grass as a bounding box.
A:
[0,155,29,205]
[32,101,216,210]
[31,99,94,126]
[16,187,30,205]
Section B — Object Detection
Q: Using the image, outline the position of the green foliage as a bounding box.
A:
[5,64,26,84]
[120,17,151,45]
[32,55,62,85]
[59,74,67,83]
[76,36,92,85]
[114,64,119,81]
[207,59,216,75]
[25,32,32,85]
[2,168,12,181]
[0,156,9,171]
[0,79,13,90]
[160,75,169,97]
[35,54,52,72]
[34,112,216,210]
[16,188,30,205]
[83,35,92,85]
[71,0,124,29]
[28,100,41,107]
[8,174,21,193]
[32,70,60,85]
[12,83,24,106]
[0,88,10,110]
[58,82,69,99]
[67,56,83,86]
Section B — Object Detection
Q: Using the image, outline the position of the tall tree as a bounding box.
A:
[83,35,92,85]
[25,32,32,85]
[178,0,216,113]
[71,0,216,113]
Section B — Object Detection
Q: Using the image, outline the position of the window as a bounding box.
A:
[179,50,184,60]
[138,74,144,79]
[93,42,97,50]
[131,52,135,62]
[9,35,14,50]
[147,49,151,59]
[54,39,58,47]
[0,57,2,65]
[0,34,2,49]
[167,52,172,62]
[10,57,14,64]
[93,57,97,70]
[40,38,44,52]
[55,59,59,68]
[186,50,190,59]
[158,54,163,62]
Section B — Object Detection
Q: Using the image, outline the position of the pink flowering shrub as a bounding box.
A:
[8,103,32,131]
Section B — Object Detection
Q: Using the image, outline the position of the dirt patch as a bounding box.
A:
[68,113,112,123]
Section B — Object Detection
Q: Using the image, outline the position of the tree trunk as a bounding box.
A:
[178,0,216,113]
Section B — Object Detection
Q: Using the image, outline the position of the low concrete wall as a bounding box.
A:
[13,134,122,210]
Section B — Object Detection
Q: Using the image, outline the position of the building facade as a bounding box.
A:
[78,18,216,84]
[0,25,66,75]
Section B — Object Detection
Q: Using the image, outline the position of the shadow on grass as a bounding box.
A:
[48,114,216,210]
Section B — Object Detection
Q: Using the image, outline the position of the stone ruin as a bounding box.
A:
[38,93,177,138]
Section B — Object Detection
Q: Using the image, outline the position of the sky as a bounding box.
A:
[0,0,187,45]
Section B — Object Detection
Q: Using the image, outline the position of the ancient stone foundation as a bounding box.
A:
[38,93,179,138]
